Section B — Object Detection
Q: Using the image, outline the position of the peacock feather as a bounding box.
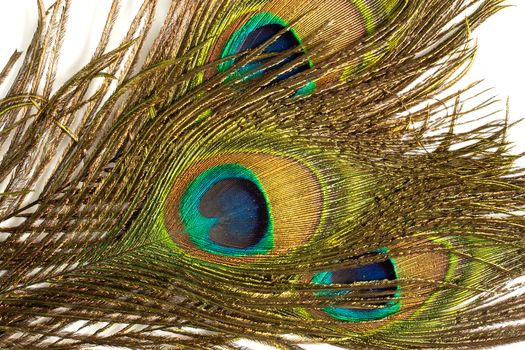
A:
[0,0,524,349]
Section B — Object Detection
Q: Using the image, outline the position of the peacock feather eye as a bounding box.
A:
[205,0,403,91]
[218,12,315,95]
[179,164,274,256]
[162,149,337,264]
[311,249,401,322]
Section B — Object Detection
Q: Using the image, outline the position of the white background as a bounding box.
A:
[1,1,524,349]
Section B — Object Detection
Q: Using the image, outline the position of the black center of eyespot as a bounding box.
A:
[332,259,397,284]
[198,178,269,249]
[331,257,398,304]
[234,23,310,81]
[237,24,297,53]
[311,251,400,322]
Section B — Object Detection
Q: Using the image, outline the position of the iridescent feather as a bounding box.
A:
[0,0,525,349]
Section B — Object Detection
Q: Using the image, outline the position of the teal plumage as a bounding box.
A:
[0,0,525,349]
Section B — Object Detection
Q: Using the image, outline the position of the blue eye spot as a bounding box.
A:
[311,249,401,322]
[199,178,269,249]
[219,12,315,95]
[179,164,274,256]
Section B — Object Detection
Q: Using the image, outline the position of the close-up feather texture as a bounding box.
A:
[1,0,525,349]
